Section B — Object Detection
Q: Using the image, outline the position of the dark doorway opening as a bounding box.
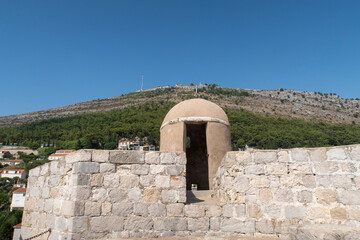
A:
[185,123,209,190]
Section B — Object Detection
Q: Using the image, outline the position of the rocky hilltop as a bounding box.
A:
[1,85,359,127]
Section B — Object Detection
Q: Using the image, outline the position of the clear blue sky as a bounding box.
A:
[1,0,360,117]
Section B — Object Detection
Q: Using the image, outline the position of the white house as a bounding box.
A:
[10,188,26,211]
[48,149,75,160]
[0,169,26,179]
[1,160,23,166]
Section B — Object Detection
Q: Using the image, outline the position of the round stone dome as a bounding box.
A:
[161,99,229,129]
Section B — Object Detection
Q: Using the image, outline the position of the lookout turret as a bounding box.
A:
[160,99,231,190]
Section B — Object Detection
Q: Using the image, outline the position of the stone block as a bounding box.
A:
[61,200,75,217]
[297,190,313,203]
[332,175,352,189]
[316,175,331,187]
[289,163,313,175]
[254,151,277,164]
[90,216,123,232]
[234,176,250,190]
[266,163,288,175]
[170,176,186,188]
[302,175,316,188]
[349,145,360,161]
[247,203,262,218]
[145,151,160,164]
[291,149,309,162]
[348,207,360,221]
[220,218,255,233]
[90,173,103,187]
[119,175,139,188]
[259,188,273,202]
[140,175,155,187]
[40,164,49,176]
[155,175,170,188]
[110,151,144,164]
[108,188,127,202]
[99,163,115,173]
[338,190,360,205]
[184,205,205,217]
[65,150,92,163]
[148,203,166,217]
[101,202,112,215]
[143,188,159,202]
[73,162,99,174]
[285,206,306,219]
[29,167,40,177]
[315,189,337,204]
[131,164,150,175]
[205,205,222,217]
[161,189,179,203]
[124,216,153,231]
[85,201,101,216]
[166,203,184,216]
[150,165,165,175]
[245,164,265,175]
[128,188,142,202]
[330,207,347,220]
[44,199,53,213]
[275,188,293,202]
[71,187,91,200]
[166,165,184,175]
[104,173,120,188]
[154,217,187,231]
[187,218,209,231]
[278,150,290,162]
[69,217,88,233]
[50,161,59,174]
[209,217,220,231]
[41,187,50,198]
[92,150,109,162]
[327,148,348,161]
[250,176,270,188]
[355,177,360,188]
[256,219,275,234]
[92,188,108,202]
[315,162,339,174]
[160,152,177,164]
[113,202,133,216]
[222,204,245,217]
[134,203,149,216]
[309,148,327,162]
[74,174,90,186]
[48,175,61,186]
[307,207,329,219]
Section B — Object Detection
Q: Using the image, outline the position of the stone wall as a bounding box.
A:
[214,144,360,238]
[21,150,187,239]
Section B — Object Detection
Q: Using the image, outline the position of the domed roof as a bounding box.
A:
[161,99,229,129]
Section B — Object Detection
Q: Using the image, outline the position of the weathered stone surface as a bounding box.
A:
[145,151,160,164]
[85,201,101,216]
[124,216,153,230]
[103,173,120,188]
[184,205,205,217]
[327,148,348,161]
[251,176,270,188]
[110,151,144,164]
[307,207,329,219]
[266,163,288,175]
[90,216,123,232]
[274,188,293,202]
[131,164,150,175]
[150,165,165,175]
[90,173,103,187]
[254,151,277,164]
[205,205,222,217]
[278,151,290,162]
[222,204,245,218]
[166,203,184,217]
[309,148,327,162]
[315,162,339,174]
[338,190,360,205]
[65,150,92,163]
[92,150,109,163]
[154,217,187,231]
[330,207,347,220]
[128,188,142,202]
[234,176,250,190]
[148,203,166,217]
[245,164,265,175]
[297,190,313,203]
[259,188,273,202]
[291,149,309,162]
[99,163,115,173]
[155,175,170,188]
[113,202,133,216]
[256,219,275,234]
[140,175,155,187]
[166,165,184,175]
[285,206,306,219]
[332,175,352,189]
[247,203,262,218]
[349,145,360,161]
[170,176,186,188]
[289,163,313,175]
[134,203,149,216]
[160,152,177,164]
[143,188,159,202]
[302,175,316,188]
[73,162,99,174]
[187,218,209,231]
[108,188,127,202]
[220,219,255,233]
[119,175,139,188]
[315,189,337,204]
[101,202,112,215]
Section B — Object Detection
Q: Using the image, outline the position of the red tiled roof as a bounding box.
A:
[49,154,67,156]
[1,169,25,174]
[13,223,22,228]
[14,188,26,193]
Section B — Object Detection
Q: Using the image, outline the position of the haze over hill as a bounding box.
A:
[1,84,359,127]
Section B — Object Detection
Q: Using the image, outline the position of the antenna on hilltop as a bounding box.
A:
[141,74,144,91]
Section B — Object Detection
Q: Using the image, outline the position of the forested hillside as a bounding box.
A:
[1,100,360,150]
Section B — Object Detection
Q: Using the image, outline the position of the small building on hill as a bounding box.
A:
[11,188,26,211]
[48,149,76,160]
[1,159,24,166]
[0,169,26,179]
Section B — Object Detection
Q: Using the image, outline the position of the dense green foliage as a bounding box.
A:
[1,102,360,150]
[0,179,23,240]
